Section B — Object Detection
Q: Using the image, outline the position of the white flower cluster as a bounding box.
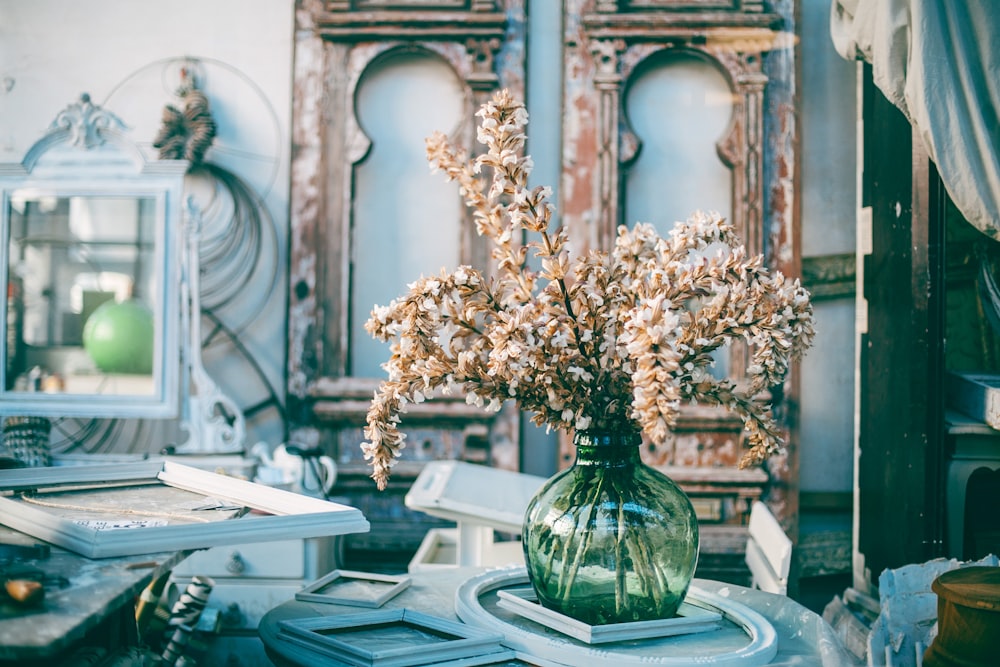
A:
[362,89,814,490]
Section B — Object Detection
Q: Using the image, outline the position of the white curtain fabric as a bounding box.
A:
[830,0,1000,240]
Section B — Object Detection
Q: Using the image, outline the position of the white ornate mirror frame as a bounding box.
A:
[0,94,244,453]
[0,94,185,418]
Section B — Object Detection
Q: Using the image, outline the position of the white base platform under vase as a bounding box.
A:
[455,566,778,666]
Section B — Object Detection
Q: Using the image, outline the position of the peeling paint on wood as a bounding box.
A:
[287,0,799,542]
[559,0,798,531]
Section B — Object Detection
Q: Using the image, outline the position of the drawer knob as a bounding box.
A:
[225,551,246,575]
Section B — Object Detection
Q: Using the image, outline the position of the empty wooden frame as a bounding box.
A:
[277,609,513,667]
[296,570,412,608]
[0,460,369,558]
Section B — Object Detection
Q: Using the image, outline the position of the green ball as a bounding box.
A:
[82,300,155,375]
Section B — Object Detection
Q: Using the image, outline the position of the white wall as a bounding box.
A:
[0,0,295,449]
[798,0,858,496]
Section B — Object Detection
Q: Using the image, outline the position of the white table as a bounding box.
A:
[259,566,859,666]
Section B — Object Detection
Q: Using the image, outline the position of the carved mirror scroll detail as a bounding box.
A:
[0,94,186,418]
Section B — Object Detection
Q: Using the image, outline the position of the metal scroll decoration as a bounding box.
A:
[41,61,283,457]
[175,197,246,454]
[152,86,217,164]
[152,66,279,327]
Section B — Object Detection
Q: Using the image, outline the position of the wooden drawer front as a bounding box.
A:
[173,540,305,579]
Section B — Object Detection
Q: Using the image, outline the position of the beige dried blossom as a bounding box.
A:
[362,89,815,490]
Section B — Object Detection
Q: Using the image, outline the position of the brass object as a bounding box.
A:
[4,578,43,605]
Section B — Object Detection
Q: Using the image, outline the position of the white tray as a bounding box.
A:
[496,586,722,644]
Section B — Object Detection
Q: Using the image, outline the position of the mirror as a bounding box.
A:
[0,94,187,418]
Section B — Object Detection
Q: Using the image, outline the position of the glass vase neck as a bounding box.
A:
[573,430,642,466]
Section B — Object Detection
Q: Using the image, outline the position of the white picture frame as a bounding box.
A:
[404,460,545,533]
[296,569,412,608]
[277,609,513,667]
[0,460,369,558]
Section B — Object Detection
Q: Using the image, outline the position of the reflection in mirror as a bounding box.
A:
[7,193,158,395]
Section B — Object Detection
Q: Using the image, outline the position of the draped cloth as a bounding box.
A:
[830,0,1000,240]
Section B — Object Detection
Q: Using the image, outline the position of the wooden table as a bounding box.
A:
[0,524,190,665]
[259,566,861,666]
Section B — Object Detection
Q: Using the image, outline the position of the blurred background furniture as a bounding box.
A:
[866,555,999,667]
[0,524,189,666]
[923,565,1000,666]
[745,500,793,595]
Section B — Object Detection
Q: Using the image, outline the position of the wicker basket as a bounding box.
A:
[1,415,52,467]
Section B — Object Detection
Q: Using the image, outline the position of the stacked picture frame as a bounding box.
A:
[0,460,369,557]
[277,609,515,667]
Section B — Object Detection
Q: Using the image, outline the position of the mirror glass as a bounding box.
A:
[6,192,160,396]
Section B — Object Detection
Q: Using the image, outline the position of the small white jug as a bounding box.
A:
[252,443,336,497]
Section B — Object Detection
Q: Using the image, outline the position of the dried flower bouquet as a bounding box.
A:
[362,90,814,490]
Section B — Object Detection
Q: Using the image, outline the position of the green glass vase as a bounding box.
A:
[522,430,699,625]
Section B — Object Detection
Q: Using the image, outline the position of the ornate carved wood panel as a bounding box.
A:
[558,0,799,535]
[288,0,526,554]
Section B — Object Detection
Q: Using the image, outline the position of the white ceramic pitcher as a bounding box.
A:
[252,443,336,497]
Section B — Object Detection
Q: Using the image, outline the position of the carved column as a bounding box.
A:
[591,38,626,250]
[465,37,502,101]
[710,41,773,260]
[710,44,773,385]
[740,67,768,258]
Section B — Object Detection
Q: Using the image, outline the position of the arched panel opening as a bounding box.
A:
[350,50,465,377]
[623,51,735,236]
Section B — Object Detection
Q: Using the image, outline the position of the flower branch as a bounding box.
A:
[362,89,815,490]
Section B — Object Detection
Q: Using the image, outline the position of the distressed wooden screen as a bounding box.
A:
[287,0,800,564]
